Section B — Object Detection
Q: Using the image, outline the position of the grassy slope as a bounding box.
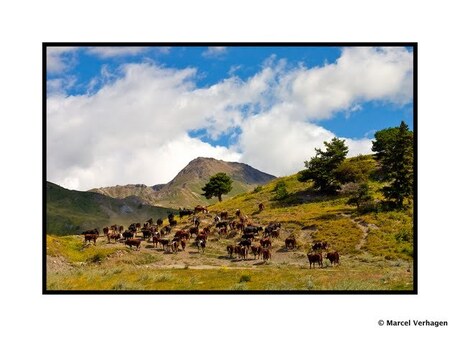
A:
[46,155,414,291]
[46,182,176,235]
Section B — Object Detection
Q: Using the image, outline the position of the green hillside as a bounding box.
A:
[46,155,414,291]
[209,155,413,261]
[46,182,176,235]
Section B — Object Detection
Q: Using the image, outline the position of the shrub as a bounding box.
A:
[273,181,288,200]
[87,252,104,263]
[239,274,251,283]
[253,186,263,193]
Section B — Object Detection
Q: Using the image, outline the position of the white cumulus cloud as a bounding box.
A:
[47,47,412,190]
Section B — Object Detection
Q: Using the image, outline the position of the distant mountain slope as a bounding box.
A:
[90,157,276,208]
[46,182,176,235]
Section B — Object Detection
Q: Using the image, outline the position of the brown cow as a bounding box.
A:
[194,205,208,214]
[151,235,159,247]
[220,211,228,220]
[262,248,271,261]
[174,230,188,239]
[307,252,323,268]
[227,245,235,258]
[180,239,187,251]
[326,251,340,266]
[270,228,280,238]
[107,232,121,243]
[258,203,265,212]
[251,245,262,259]
[202,226,212,235]
[235,245,248,260]
[260,237,272,248]
[189,227,199,237]
[84,233,98,244]
[196,233,207,242]
[285,237,296,250]
[125,239,141,250]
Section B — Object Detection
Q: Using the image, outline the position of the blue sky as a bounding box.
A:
[47,45,414,190]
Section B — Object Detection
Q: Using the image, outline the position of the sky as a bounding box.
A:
[46,45,414,191]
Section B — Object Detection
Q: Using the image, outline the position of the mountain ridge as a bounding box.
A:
[90,157,276,208]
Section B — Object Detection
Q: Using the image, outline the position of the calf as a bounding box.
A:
[307,253,323,268]
[125,239,141,250]
[326,251,340,266]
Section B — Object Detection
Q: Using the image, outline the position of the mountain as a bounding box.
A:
[90,157,276,208]
[46,182,176,235]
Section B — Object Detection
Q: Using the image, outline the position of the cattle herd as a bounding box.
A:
[80,204,340,269]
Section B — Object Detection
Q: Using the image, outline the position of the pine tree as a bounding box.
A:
[373,121,414,208]
[298,137,349,193]
[201,172,233,202]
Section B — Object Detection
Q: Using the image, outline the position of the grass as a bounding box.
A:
[47,262,413,291]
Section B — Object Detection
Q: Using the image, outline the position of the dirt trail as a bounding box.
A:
[340,213,378,250]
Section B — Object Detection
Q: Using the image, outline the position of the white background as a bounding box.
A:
[0,1,458,336]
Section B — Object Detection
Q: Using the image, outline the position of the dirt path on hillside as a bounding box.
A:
[340,213,378,250]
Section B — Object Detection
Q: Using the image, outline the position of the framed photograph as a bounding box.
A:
[44,43,416,293]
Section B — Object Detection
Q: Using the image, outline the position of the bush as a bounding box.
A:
[87,252,104,263]
[253,186,263,193]
[239,274,251,283]
[273,181,288,200]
